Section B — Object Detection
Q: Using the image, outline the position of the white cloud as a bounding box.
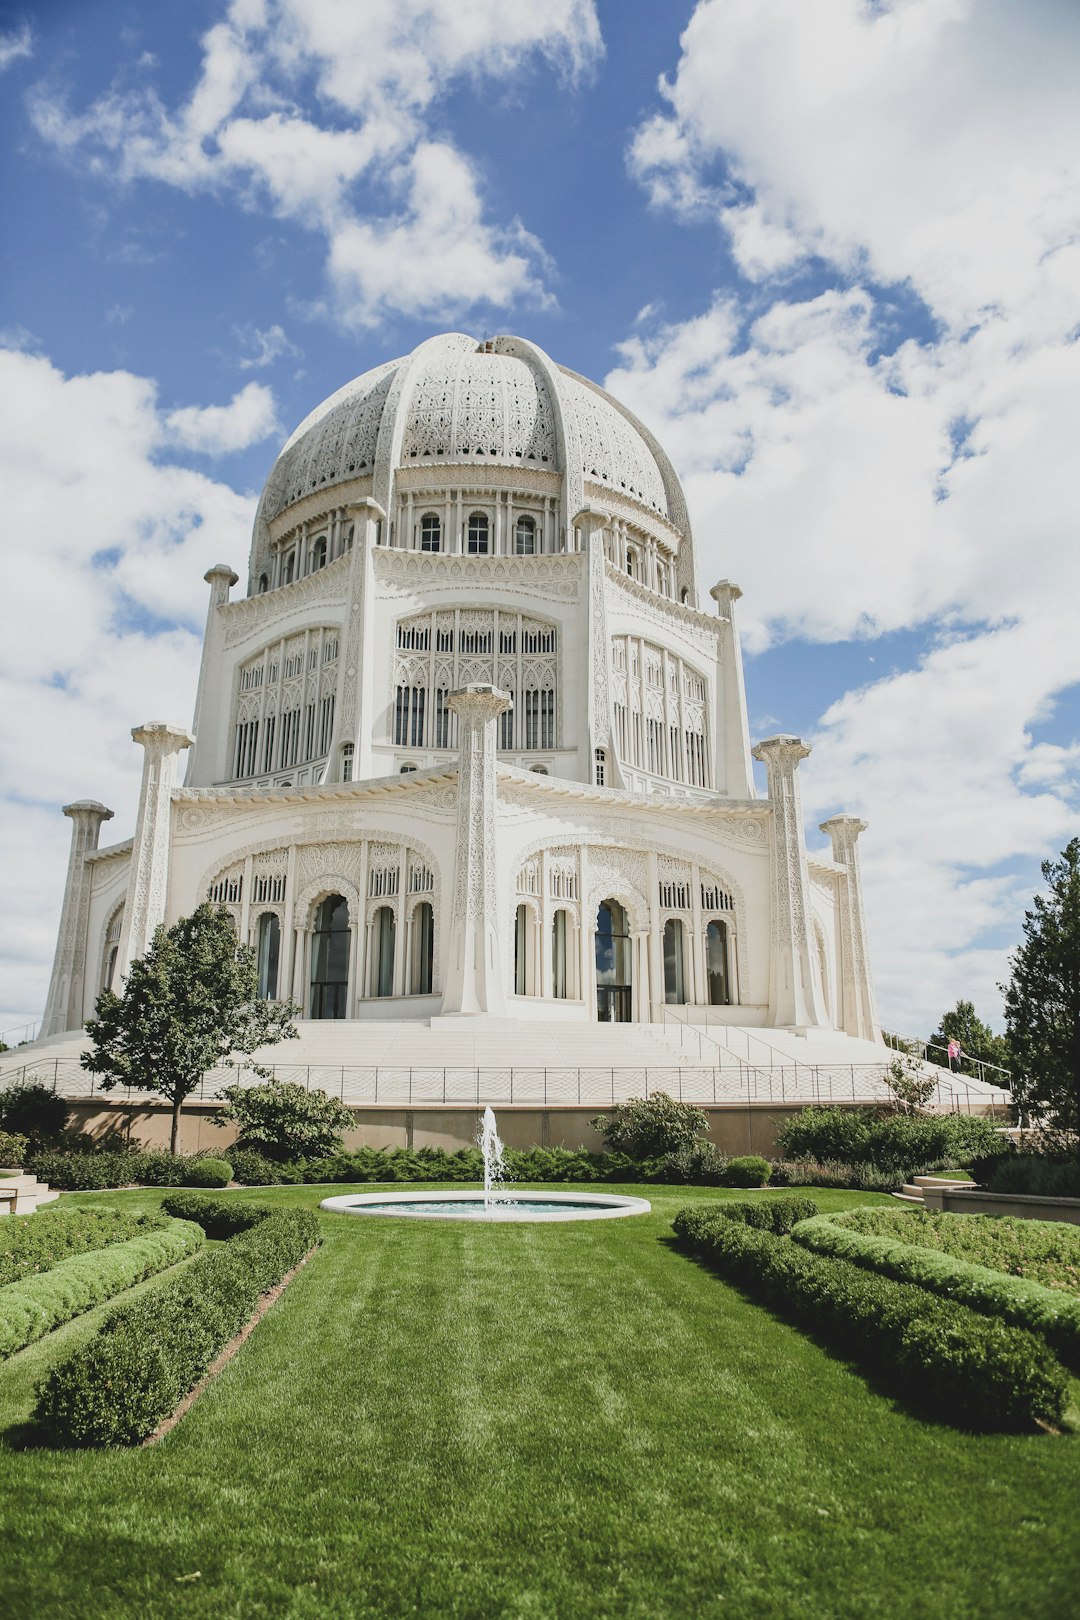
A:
[0,22,32,72]
[0,345,256,1028]
[29,0,602,327]
[165,380,279,455]
[234,321,299,369]
[619,0,1080,1031]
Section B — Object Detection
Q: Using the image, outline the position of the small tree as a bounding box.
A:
[81,904,299,1154]
[882,1045,937,1114]
[591,1092,708,1160]
[927,999,1011,1078]
[1002,838,1080,1149]
[214,1079,353,1163]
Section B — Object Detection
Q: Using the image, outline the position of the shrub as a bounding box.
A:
[590,1093,708,1160]
[792,1214,1080,1370]
[0,1130,28,1168]
[824,1206,1080,1295]
[0,1206,168,1287]
[0,1083,69,1152]
[721,1155,771,1188]
[983,1156,1080,1199]
[228,1148,284,1186]
[657,1141,730,1185]
[26,1149,144,1191]
[673,1197,818,1240]
[0,1218,202,1360]
[160,1193,272,1239]
[775,1107,1002,1177]
[673,1213,1068,1431]
[181,1157,233,1188]
[214,1080,353,1162]
[35,1205,319,1446]
[768,1158,901,1192]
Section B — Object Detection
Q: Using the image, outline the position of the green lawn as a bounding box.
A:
[2,1183,1078,1620]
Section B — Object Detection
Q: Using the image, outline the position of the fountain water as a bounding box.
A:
[478,1105,510,1208]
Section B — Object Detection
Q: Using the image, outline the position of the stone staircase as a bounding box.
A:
[893,1174,978,1206]
[0,1171,60,1215]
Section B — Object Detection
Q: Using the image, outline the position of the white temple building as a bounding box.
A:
[34,332,896,1105]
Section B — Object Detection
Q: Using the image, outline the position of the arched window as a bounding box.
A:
[626,546,638,578]
[372,905,396,997]
[595,899,632,1022]
[467,511,489,554]
[681,587,690,605]
[663,917,687,1004]
[410,901,434,995]
[530,764,548,775]
[283,551,295,585]
[102,906,123,993]
[256,912,280,1000]
[594,748,607,787]
[343,525,354,551]
[514,903,533,995]
[258,573,269,594]
[340,743,354,783]
[420,513,441,552]
[310,538,327,572]
[310,895,349,1018]
[514,515,536,555]
[552,909,569,999]
[707,921,731,1005]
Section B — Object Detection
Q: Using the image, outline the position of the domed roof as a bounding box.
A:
[252,333,693,589]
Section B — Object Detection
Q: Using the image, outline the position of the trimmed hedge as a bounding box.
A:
[775,1107,1002,1177]
[722,1155,770,1188]
[792,1214,1080,1371]
[823,1205,1080,1295]
[0,1218,203,1360]
[35,1203,319,1447]
[182,1158,232,1189]
[673,1209,1068,1431]
[160,1192,273,1239]
[674,1197,818,1240]
[0,1206,169,1287]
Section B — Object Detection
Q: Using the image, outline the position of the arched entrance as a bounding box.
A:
[595,898,632,1022]
[310,894,350,1018]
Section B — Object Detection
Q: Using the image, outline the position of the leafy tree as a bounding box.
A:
[927,1000,1011,1078]
[591,1092,708,1160]
[81,904,298,1154]
[1002,838,1080,1148]
[882,1046,936,1114]
[214,1079,354,1163]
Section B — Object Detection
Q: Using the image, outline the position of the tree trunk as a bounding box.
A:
[170,1096,182,1156]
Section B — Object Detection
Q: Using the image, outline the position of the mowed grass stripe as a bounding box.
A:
[1,1185,1078,1620]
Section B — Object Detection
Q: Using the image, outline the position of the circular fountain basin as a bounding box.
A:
[320,1190,651,1222]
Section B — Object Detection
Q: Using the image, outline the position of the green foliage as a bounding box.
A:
[34,1205,319,1446]
[1003,837,1080,1145]
[673,1196,818,1240]
[0,1130,28,1167]
[769,1159,901,1192]
[228,1147,285,1185]
[181,1157,232,1188]
[590,1092,709,1160]
[721,1154,770,1187]
[882,1043,938,1113]
[81,903,300,1152]
[822,1205,1080,1295]
[0,1083,69,1152]
[160,1193,274,1239]
[673,1214,1068,1431]
[656,1141,730,1185]
[0,1218,202,1360]
[27,1147,192,1191]
[928,1000,1011,1078]
[983,1154,1080,1199]
[793,1213,1080,1369]
[0,1206,167,1287]
[775,1106,1001,1176]
[215,1079,353,1162]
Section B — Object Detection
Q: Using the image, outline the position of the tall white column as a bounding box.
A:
[710,581,755,799]
[184,563,238,788]
[115,724,194,980]
[41,801,114,1034]
[752,735,828,1029]
[441,684,511,1016]
[820,814,880,1042]
[340,499,385,781]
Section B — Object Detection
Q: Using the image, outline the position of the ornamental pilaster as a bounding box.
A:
[576,505,616,784]
[820,814,880,1042]
[115,723,194,981]
[710,580,755,800]
[441,685,511,1016]
[41,802,114,1035]
[752,735,828,1028]
[185,564,237,788]
[340,499,385,781]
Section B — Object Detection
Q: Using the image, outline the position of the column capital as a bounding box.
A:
[572,504,610,540]
[131,722,195,755]
[62,800,113,825]
[710,579,743,611]
[752,734,811,769]
[820,813,869,849]
[203,562,239,587]
[346,497,387,521]
[448,684,511,725]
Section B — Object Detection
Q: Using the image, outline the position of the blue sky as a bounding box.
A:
[2,0,1079,1040]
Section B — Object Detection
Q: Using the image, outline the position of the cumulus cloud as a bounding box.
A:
[0,21,32,72]
[0,345,257,1028]
[620,0,1080,1030]
[165,380,279,454]
[29,0,602,327]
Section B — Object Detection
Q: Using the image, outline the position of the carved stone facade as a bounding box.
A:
[41,330,880,1048]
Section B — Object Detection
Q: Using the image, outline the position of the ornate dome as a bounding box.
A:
[252,333,692,575]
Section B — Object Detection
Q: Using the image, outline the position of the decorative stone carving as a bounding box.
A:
[820,815,880,1041]
[41,802,114,1036]
[221,555,349,649]
[116,724,194,981]
[752,736,827,1028]
[373,548,581,600]
[442,685,511,1015]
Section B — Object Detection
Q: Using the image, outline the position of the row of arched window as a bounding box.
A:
[414,511,538,555]
[254,894,435,1013]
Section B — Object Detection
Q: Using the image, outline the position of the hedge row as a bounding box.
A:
[792,1214,1080,1371]
[0,1206,169,1288]
[25,1149,237,1192]
[673,1209,1068,1431]
[35,1202,319,1446]
[675,1197,818,1238]
[0,1218,203,1360]
[160,1192,273,1239]
[825,1206,1080,1296]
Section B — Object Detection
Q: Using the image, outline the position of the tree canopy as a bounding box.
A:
[1002,838,1080,1147]
[927,1000,1011,1078]
[214,1078,353,1162]
[81,904,298,1153]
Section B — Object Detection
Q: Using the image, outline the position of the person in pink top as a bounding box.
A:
[947,1038,961,1072]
